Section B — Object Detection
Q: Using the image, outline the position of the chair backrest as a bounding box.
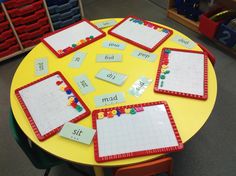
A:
[8,109,63,169]
[197,43,216,66]
[9,109,35,160]
[114,157,173,176]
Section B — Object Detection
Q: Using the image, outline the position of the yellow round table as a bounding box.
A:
[10,18,217,176]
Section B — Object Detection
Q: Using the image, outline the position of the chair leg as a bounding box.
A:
[68,163,92,176]
[167,159,173,176]
[44,168,51,176]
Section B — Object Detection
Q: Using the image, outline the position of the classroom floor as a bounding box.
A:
[0,0,235,175]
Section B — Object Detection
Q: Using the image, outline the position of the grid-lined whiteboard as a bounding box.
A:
[44,21,102,51]
[42,19,105,58]
[15,72,90,141]
[154,48,208,100]
[108,16,172,52]
[92,102,183,162]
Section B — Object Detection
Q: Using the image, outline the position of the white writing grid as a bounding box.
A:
[44,21,102,51]
[111,17,167,49]
[96,105,178,157]
[19,74,85,136]
[158,50,204,95]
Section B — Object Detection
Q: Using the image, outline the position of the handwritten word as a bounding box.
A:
[72,129,83,136]
[107,72,117,80]
[80,80,88,88]
[102,94,118,103]
[105,55,114,60]
[109,43,120,47]
[138,53,150,59]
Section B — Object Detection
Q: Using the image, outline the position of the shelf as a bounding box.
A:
[0,0,85,62]
[0,45,35,62]
[167,0,236,56]
[167,8,200,33]
[213,38,236,56]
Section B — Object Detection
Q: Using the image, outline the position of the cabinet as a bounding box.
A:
[167,0,200,33]
[167,0,236,55]
[167,0,236,32]
[0,0,84,62]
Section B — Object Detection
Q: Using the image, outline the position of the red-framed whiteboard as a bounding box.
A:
[41,19,106,58]
[92,101,183,162]
[108,16,173,52]
[154,48,208,100]
[15,71,90,141]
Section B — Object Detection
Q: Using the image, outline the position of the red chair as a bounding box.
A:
[197,43,216,66]
[113,156,173,176]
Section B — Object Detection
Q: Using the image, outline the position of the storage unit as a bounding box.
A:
[167,0,200,33]
[0,0,84,62]
[5,0,52,50]
[46,0,81,30]
[0,6,21,59]
[216,19,236,47]
[198,7,224,39]
[167,0,236,55]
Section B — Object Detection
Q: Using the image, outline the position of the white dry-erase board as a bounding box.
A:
[41,19,106,58]
[108,16,173,52]
[15,71,90,141]
[154,48,208,100]
[92,101,183,162]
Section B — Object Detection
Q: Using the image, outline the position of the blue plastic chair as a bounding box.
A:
[9,109,64,176]
[9,109,93,176]
[197,43,216,66]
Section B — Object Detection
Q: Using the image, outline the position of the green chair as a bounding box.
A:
[9,109,92,176]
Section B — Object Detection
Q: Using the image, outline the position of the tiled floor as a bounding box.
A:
[0,0,235,176]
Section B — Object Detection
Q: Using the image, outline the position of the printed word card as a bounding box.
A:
[59,122,96,145]
[129,76,152,97]
[94,19,117,29]
[35,58,48,76]
[42,19,106,58]
[74,74,95,94]
[94,92,125,107]
[154,48,208,100]
[171,35,196,49]
[102,41,126,50]
[96,68,127,86]
[96,54,122,62]
[131,50,157,62]
[92,101,183,162]
[108,16,173,52]
[15,71,90,141]
[69,52,87,68]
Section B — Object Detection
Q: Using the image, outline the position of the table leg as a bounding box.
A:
[93,166,104,176]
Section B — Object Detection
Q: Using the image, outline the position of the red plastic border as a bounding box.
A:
[41,18,106,58]
[108,16,173,52]
[92,101,183,162]
[15,71,91,141]
[154,48,208,100]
